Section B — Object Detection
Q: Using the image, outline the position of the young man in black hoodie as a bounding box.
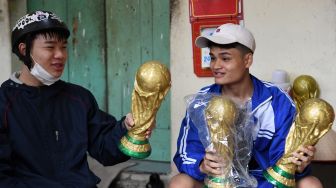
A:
[0,10,150,187]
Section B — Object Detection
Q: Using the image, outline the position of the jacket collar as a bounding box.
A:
[250,75,273,113]
[208,75,273,112]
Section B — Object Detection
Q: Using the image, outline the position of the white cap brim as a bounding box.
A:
[195,35,237,48]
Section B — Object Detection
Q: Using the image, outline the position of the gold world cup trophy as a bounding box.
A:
[204,96,238,188]
[263,98,335,188]
[118,61,171,159]
[292,75,319,111]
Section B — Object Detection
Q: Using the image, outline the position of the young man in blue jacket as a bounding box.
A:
[170,23,321,188]
[0,10,151,187]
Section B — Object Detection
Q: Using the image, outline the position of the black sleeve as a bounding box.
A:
[86,96,130,166]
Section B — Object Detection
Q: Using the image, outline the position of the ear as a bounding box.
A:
[244,53,253,68]
[18,43,26,56]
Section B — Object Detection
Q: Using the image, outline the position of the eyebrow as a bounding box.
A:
[44,40,68,44]
[209,51,231,56]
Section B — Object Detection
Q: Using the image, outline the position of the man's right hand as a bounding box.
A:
[199,151,225,175]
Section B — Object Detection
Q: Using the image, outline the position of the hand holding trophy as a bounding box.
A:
[185,94,257,188]
[118,61,171,159]
[264,98,335,187]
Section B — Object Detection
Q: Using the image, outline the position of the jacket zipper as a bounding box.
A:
[55,130,59,141]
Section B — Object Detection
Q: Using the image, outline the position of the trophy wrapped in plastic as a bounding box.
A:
[118,61,171,159]
[264,98,335,187]
[185,94,257,188]
[292,75,319,111]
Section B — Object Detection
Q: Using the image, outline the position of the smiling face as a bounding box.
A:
[209,45,252,86]
[30,34,68,78]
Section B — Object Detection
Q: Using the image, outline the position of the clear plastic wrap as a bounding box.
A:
[185,93,257,188]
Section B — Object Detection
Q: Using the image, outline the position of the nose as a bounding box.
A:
[54,47,67,59]
[212,58,222,69]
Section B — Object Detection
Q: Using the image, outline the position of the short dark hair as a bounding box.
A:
[208,42,253,57]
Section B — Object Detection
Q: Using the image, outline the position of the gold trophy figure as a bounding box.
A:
[118,61,171,159]
[264,98,335,188]
[292,75,319,111]
[204,96,238,188]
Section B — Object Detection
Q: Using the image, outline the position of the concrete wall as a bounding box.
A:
[170,0,336,173]
[244,0,336,111]
[0,0,11,82]
[0,0,26,82]
[8,0,26,72]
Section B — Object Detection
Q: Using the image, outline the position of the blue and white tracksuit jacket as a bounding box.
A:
[173,75,310,187]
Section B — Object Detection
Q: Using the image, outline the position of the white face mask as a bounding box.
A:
[30,55,60,86]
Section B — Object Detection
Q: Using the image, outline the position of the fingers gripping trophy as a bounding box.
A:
[118,61,171,159]
[264,98,335,188]
[204,96,238,188]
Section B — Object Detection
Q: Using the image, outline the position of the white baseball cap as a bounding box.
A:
[195,23,256,53]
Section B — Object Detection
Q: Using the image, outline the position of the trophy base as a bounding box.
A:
[118,133,151,159]
[263,165,295,188]
[204,175,232,188]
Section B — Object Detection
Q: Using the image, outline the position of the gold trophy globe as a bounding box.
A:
[204,96,238,188]
[292,75,319,111]
[118,61,171,158]
[264,98,335,188]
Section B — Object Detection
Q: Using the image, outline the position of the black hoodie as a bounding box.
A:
[0,75,129,188]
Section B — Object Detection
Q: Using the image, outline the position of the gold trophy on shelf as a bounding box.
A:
[263,98,335,187]
[118,61,171,159]
[204,96,238,188]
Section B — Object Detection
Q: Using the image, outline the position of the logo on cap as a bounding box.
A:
[12,11,62,31]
